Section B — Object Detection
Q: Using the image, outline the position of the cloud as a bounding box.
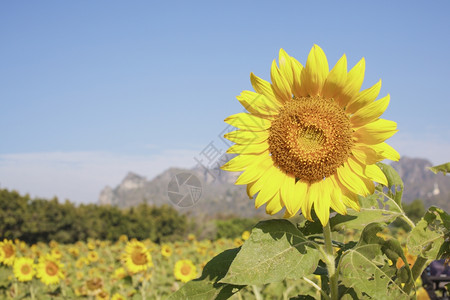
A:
[0,150,198,204]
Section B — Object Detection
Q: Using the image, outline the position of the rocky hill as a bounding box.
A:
[98,157,450,216]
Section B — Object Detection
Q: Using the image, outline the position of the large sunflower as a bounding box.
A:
[13,257,35,282]
[123,240,153,274]
[0,239,16,266]
[174,259,197,283]
[36,254,64,285]
[222,45,399,226]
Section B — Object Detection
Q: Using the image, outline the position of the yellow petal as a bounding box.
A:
[336,58,365,107]
[369,142,400,161]
[352,145,379,165]
[322,54,348,99]
[291,56,305,98]
[237,90,280,117]
[329,176,348,215]
[265,191,283,215]
[354,119,398,145]
[221,152,267,172]
[224,130,269,144]
[247,163,278,199]
[254,166,285,208]
[364,164,388,186]
[226,141,269,154]
[235,156,272,185]
[280,175,296,216]
[225,113,272,130]
[284,180,308,218]
[314,180,331,226]
[336,163,371,196]
[346,80,381,114]
[271,60,292,103]
[301,44,329,96]
[302,181,315,221]
[278,49,294,88]
[350,94,390,127]
[250,73,281,106]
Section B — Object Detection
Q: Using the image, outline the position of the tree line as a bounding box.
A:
[0,189,187,244]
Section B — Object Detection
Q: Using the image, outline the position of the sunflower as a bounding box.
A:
[13,257,35,282]
[111,293,126,300]
[161,244,173,258]
[174,259,197,283]
[241,230,251,241]
[221,45,399,226]
[36,254,64,285]
[0,239,16,266]
[87,251,99,263]
[123,240,153,274]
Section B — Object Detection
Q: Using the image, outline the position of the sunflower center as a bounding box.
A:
[131,250,147,266]
[181,264,191,276]
[268,96,353,183]
[45,262,58,276]
[21,264,31,275]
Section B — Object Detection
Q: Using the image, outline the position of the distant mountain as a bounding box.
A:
[98,157,266,217]
[98,157,450,216]
[391,157,450,211]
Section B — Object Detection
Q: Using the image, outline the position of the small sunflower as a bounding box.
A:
[111,293,126,300]
[174,259,197,283]
[161,244,173,258]
[36,254,64,285]
[123,240,153,274]
[241,230,251,241]
[222,45,399,226]
[13,257,35,282]
[0,239,16,266]
[87,251,99,263]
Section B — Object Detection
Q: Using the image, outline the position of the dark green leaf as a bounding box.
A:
[220,219,320,285]
[169,248,244,300]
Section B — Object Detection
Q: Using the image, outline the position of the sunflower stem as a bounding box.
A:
[323,222,338,300]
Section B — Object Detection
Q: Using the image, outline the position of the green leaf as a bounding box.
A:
[407,206,449,260]
[377,162,404,206]
[330,191,404,231]
[220,219,320,285]
[169,248,244,300]
[428,162,450,175]
[339,244,409,299]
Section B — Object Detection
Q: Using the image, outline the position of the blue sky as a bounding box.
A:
[1,1,449,203]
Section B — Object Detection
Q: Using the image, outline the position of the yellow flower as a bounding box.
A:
[221,45,399,226]
[13,257,35,282]
[88,251,99,263]
[36,254,64,285]
[112,267,127,280]
[174,259,197,283]
[68,247,80,257]
[234,238,243,247]
[111,293,126,300]
[241,230,251,241]
[161,244,173,258]
[118,234,128,243]
[187,234,196,241]
[0,239,16,266]
[51,248,63,259]
[123,240,153,274]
